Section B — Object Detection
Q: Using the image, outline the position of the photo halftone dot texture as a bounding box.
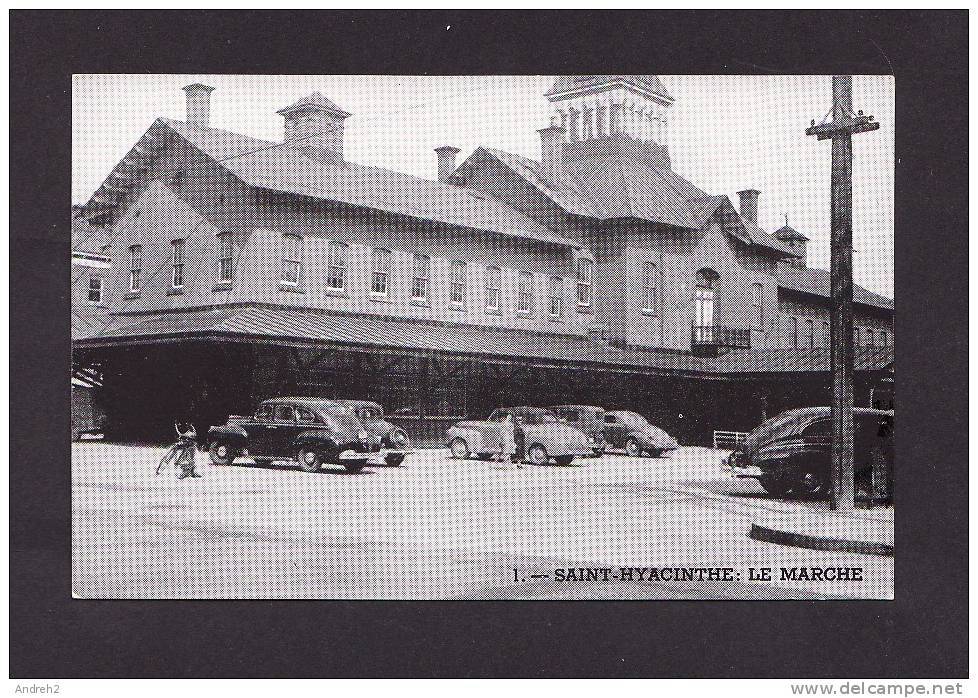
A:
[72,75,893,599]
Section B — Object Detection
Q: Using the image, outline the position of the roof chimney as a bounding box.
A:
[538,119,567,183]
[737,189,760,225]
[435,146,461,183]
[182,83,215,129]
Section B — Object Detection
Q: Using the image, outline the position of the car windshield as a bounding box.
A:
[625,412,650,429]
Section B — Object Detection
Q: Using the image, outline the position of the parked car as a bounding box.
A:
[602,410,679,457]
[335,399,411,466]
[447,406,593,466]
[727,407,894,499]
[207,397,382,473]
[548,405,606,456]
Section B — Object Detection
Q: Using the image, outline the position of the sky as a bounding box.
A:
[72,74,894,297]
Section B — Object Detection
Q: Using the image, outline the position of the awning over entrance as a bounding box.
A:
[75,304,894,377]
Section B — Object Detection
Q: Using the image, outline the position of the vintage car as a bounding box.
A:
[447,406,593,466]
[602,410,680,457]
[547,405,607,456]
[335,399,411,466]
[727,407,894,499]
[207,397,382,473]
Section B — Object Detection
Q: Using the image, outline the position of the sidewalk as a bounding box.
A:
[750,505,894,557]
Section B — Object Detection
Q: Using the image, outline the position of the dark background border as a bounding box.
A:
[11,10,968,678]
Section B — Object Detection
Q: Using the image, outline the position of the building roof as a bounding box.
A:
[545,75,674,102]
[476,145,722,229]
[72,304,112,341]
[76,304,893,376]
[776,265,894,310]
[84,119,581,250]
[471,146,796,258]
[71,206,108,254]
[773,223,809,242]
[276,92,351,117]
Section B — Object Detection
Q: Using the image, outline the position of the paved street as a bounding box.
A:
[73,443,893,599]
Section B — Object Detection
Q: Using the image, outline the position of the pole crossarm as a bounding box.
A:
[806,114,880,140]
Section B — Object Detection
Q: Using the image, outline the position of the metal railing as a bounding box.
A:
[692,325,751,348]
[713,430,748,450]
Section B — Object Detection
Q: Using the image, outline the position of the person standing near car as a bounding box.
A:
[497,413,521,469]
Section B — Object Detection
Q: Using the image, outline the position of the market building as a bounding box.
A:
[72,76,893,444]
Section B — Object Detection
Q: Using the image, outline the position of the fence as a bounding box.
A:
[713,430,748,450]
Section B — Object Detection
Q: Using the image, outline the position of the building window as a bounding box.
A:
[695,269,718,327]
[450,261,466,306]
[281,233,302,285]
[821,321,830,347]
[751,283,763,329]
[548,276,563,319]
[170,239,185,288]
[867,329,875,347]
[518,271,534,315]
[411,253,430,302]
[217,232,234,283]
[642,261,657,313]
[576,258,593,309]
[853,327,861,347]
[326,241,347,290]
[805,318,815,349]
[88,277,102,304]
[370,248,391,295]
[789,317,799,348]
[128,244,142,292]
[485,266,501,312]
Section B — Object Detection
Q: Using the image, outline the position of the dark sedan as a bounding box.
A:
[728,407,894,499]
[207,397,381,473]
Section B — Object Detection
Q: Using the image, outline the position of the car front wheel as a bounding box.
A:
[385,453,405,467]
[758,473,794,498]
[449,438,470,460]
[792,467,829,499]
[209,441,235,465]
[527,444,549,465]
[625,438,642,457]
[297,447,323,473]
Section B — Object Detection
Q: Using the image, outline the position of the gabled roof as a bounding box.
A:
[776,265,894,310]
[476,145,723,230]
[546,75,674,102]
[71,207,108,253]
[742,221,799,256]
[470,146,796,258]
[84,119,580,250]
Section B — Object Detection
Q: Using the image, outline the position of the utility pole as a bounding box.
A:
[806,76,879,510]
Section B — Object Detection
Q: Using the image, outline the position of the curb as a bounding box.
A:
[750,522,894,557]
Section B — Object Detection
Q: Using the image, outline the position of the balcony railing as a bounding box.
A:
[692,325,751,349]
